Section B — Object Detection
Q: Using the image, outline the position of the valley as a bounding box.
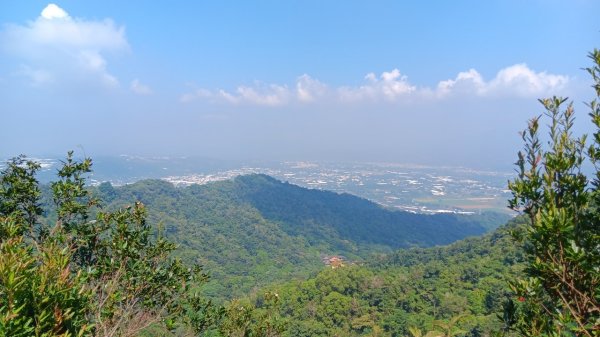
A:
[17,155,514,215]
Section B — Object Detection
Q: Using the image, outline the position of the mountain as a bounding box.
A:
[93,174,511,299]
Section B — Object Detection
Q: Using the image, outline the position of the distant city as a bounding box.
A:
[1,156,515,215]
[161,161,514,215]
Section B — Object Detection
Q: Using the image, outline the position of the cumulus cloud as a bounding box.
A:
[41,3,69,20]
[338,69,416,102]
[486,64,568,97]
[436,64,568,98]
[130,79,153,95]
[181,64,569,106]
[181,82,292,106]
[234,84,291,106]
[437,69,485,96]
[182,75,329,106]
[1,3,128,88]
[296,74,328,102]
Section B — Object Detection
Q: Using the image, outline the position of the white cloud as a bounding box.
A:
[217,89,240,104]
[130,79,153,95]
[1,4,128,88]
[235,84,291,106]
[435,64,568,98]
[181,65,569,106]
[486,64,568,97]
[338,69,416,102]
[182,75,328,105]
[180,88,212,103]
[296,74,328,102]
[181,82,292,106]
[41,3,69,20]
[437,69,485,96]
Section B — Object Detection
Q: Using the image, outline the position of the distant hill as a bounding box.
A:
[92,174,510,299]
[228,174,509,247]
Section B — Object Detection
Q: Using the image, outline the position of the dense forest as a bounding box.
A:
[238,217,525,337]
[87,174,508,299]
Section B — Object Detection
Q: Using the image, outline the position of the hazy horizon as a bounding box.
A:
[2,1,599,171]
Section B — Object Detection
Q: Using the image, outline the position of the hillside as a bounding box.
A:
[246,217,526,337]
[93,174,510,299]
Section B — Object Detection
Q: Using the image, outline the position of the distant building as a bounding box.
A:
[322,255,345,268]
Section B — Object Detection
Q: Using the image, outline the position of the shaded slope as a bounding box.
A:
[233,174,507,247]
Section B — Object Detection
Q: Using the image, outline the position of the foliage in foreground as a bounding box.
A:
[0,153,219,336]
[506,50,600,336]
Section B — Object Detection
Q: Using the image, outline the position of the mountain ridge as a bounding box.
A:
[92,174,510,299]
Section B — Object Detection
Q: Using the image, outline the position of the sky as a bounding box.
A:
[1,1,599,170]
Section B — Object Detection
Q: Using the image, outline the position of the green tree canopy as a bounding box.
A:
[0,152,218,336]
[506,50,600,336]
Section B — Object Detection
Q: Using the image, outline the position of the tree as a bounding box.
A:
[408,315,466,337]
[0,155,42,236]
[506,50,600,336]
[0,152,218,336]
[0,155,89,337]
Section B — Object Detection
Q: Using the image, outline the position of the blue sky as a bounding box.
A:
[1,1,598,169]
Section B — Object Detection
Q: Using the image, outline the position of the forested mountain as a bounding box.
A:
[86,174,510,299]
[241,217,526,337]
